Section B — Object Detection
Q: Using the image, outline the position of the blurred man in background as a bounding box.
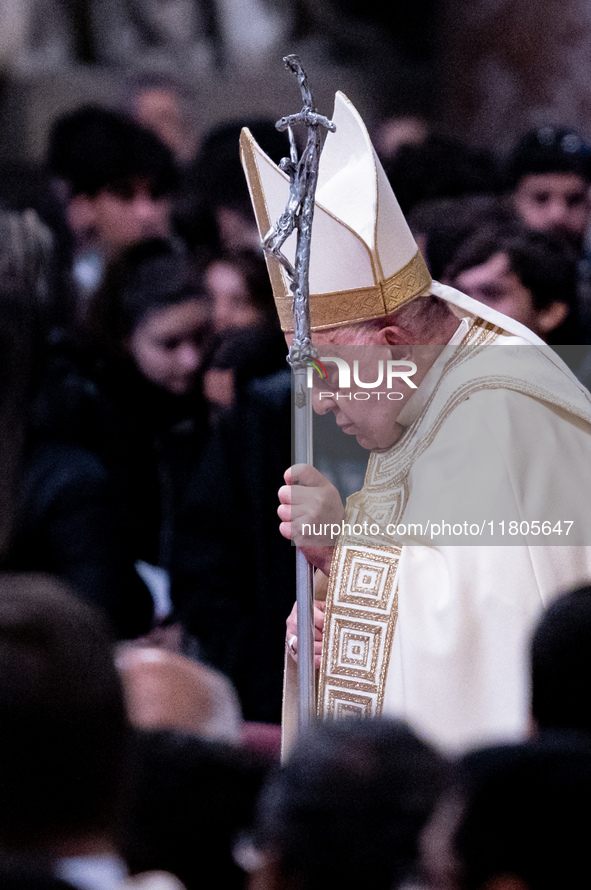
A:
[47,105,179,303]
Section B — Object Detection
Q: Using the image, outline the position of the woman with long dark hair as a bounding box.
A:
[82,237,214,575]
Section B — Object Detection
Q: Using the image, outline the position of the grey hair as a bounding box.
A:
[329,295,455,344]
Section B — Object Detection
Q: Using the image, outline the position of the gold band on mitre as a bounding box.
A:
[276,250,432,332]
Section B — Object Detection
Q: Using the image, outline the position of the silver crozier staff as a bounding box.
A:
[262,55,336,730]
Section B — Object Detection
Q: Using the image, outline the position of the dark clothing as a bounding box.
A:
[31,342,210,568]
[208,322,288,385]
[89,361,210,569]
[17,340,210,637]
[171,370,295,723]
[9,440,154,639]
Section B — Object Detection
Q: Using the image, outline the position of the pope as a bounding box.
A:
[240,91,591,753]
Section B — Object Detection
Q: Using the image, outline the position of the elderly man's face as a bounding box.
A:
[287,327,432,452]
[312,346,409,451]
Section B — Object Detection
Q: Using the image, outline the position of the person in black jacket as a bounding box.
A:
[170,369,295,724]
[0,209,153,639]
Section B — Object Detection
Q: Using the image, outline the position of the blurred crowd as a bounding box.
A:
[0,81,299,725]
[0,0,286,73]
[0,0,436,80]
[0,571,589,890]
[1,6,591,888]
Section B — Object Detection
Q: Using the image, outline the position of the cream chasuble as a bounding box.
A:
[283,306,591,755]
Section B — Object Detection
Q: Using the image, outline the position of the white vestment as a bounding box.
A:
[283,297,591,754]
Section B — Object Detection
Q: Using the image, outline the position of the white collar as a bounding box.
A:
[397,318,470,428]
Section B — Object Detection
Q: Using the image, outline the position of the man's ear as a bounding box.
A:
[375,325,410,347]
[536,300,569,335]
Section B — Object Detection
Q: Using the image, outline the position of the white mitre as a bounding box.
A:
[240,91,432,332]
[240,90,551,343]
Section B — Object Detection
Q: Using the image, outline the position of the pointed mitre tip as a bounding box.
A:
[329,91,374,148]
[331,91,354,124]
[239,126,256,157]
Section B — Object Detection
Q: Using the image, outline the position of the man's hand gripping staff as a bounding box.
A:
[278,464,344,667]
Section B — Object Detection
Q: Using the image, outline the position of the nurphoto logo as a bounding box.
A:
[307,356,417,401]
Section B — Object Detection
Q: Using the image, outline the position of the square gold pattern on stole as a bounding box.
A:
[320,544,400,720]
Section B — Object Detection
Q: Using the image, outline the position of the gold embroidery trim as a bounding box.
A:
[318,543,401,720]
[275,250,432,331]
[376,581,399,715]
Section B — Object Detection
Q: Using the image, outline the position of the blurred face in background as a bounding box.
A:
[83,177,172,254]
[134,87,197,165]
[453,251,568,339]
[128,298,211,395]
[214,207,262,253]
[513,172,591,248]
[373,113,429,161]
[206,259,263,331]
